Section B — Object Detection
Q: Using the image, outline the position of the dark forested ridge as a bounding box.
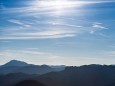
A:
[0,73,40,86]
[35,65,115,86]
[0,61,115,86]
[14,80,46,86]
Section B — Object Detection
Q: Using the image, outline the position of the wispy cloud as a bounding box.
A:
[0,21,108,40]
[0,27,78,39]
[8,19,24,25]
[2,0,114,16]
[0,0,110,40]
[0,49,60,59]
[8,19,31,27]
[90,23,108,34]
[0,34,76,40]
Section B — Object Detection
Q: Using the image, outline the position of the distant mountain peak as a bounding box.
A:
[3,60,29,67]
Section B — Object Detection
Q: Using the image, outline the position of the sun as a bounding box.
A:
[38,0,77,15]
[40,0,75,9]
[31,0,85,16]
[32,0,85,9]
[42,0,73,7]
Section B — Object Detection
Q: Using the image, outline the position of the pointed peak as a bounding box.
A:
[8,59,24,62]
[3,60,29,67]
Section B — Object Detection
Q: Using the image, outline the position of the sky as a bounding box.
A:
[0,0,115,66]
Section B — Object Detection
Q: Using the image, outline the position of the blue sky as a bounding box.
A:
[0,0,115,65]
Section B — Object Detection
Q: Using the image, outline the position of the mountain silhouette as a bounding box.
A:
[0,60,64,75]
[0,60,29,74]
[1,61,115,86]
[2,60,29,67]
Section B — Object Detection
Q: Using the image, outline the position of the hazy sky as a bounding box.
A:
[0,0,115,65]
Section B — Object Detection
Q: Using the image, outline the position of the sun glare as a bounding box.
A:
[38,0,81,15]
[30,0,85,16]
[40,0,75,7]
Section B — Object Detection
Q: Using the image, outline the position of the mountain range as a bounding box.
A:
[0,60,65,75]
[0,60,115,86]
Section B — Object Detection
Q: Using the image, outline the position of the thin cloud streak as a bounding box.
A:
[90,23,108,34]
[8,19,30,27]
[0,22,108,40]
[0,34,76,40]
